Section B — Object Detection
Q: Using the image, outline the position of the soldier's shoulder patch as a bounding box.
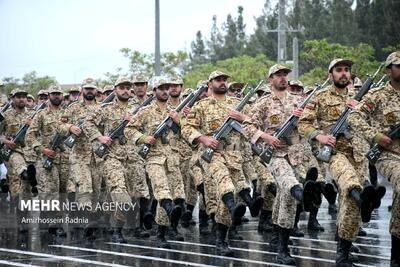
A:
[385,112,397,124]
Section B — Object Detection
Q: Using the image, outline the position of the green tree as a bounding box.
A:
[190,31,208,66]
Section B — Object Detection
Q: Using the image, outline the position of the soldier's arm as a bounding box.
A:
[125,110,147,145]
[83,107,104,142]
[25,112,44,154]
[348,92,383,144]
[58,107,75,136]
[242,100,267,144]
[298,96,321,142]
[181,104,203,146]
[0,114,7,144]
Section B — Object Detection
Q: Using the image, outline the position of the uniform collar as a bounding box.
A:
[328,84,349,96]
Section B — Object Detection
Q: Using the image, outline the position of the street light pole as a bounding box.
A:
[155,0,161,76]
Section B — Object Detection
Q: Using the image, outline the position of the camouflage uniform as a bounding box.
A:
[243,91,303,229]
[84,98,143,227]
[298,84,367,241]
[128,101,185,226]
[0,105,33,199]
[182,95,251,227]
[348,81,400,239]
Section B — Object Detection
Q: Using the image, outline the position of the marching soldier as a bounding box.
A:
[131,74,150,104]
[242,64,321,265]
[348,51,400,266]
[84,77,149,243]
[129,78,186,247]
[26,85,67,237]
[182,70,262,256]
[298,59,385,266]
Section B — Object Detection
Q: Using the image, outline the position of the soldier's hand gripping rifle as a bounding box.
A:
[64,93,116,148]
[366,123,400,165]
[0,102,47,161]
[316,64,384,163]
[252,78,330,163]
[138,85,208,159]
[0,101,11,122]
[201,81,263,163]
[94,95,155,158]
[43,133,66,170]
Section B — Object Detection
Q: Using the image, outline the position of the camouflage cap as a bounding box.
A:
[268,64,292,78]
[37,89,48,96]
[353,77,363,87]
[228,82,245,89]
[81,77,98,89]
[11,88,28,97]
[256,84,271,94]
[153,78,170,89]
[182,88,193,97]
[289,80,304,88]
[132,74,148,83]
[208,70,230,81]
[68,87,80,93]
[63,92,70,97]
[27,94,35,100]
[114,76,133,87]
[103,85,114,93]
[169,76,184,85]
[385,51,400,68]
[328,58,353,72]
[197,80,208,88]
[96,87,104,94]
[48,85,63,94]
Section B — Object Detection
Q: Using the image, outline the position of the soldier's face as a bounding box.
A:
[133,82,147,97]
[26,98,35,108]
[12,94,27,109]
[210,76,228,94]
[155,85,169,102]
[70,91,80,101]
[115,83,132,101]
[96,92,104,102]
[38,95,48,104]
[270,71,288,91]
[83,88,96,101]
[168,84,182,98]
[49,93,63,106]
[330,64,351,89]
[288,85,304,96]
[388,64,400,83]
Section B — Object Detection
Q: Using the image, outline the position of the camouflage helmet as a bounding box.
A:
[153,78,170,89]
[114,76,133,87]
[48,85,63,94]
[169,75,184,85]
[182,88,193,97]
[289,80,304,89]
[27,94,35,100]
[37,89,48,96]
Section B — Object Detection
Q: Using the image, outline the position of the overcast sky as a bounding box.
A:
[0,0,267,84]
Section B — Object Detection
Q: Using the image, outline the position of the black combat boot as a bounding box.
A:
[134,197,150,238]
[168,225,184,241]
[181,204,195,228]
[160,199,182,227]
[270,224,280,252]
[238,189,262,217]
[258,209,273,233]
[111,227,127,243]
[222,192,246,224]
[228,223,243,240]
[277,227,296,265]
[358,226,367,236]
[308,206,324,231]
[291,204,304,237]
[392,235,400,267]
[199,209,210,235]
[323,182,338,214]
[215,223,233,256]
[156,225,170,248]
[143,199,156,230]
[336,237,355,266]
[349,186,374,222]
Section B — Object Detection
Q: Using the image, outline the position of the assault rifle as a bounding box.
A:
[64,92,117,148]
[316,64,384,163]
[0,101,11,122]
[366,123,400,164]
[95,95,155,158]
[252,78,330,163]
[43,133,66,170]
[138,85,208,159]
[0,102,47,161]
[201,80,263,163]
